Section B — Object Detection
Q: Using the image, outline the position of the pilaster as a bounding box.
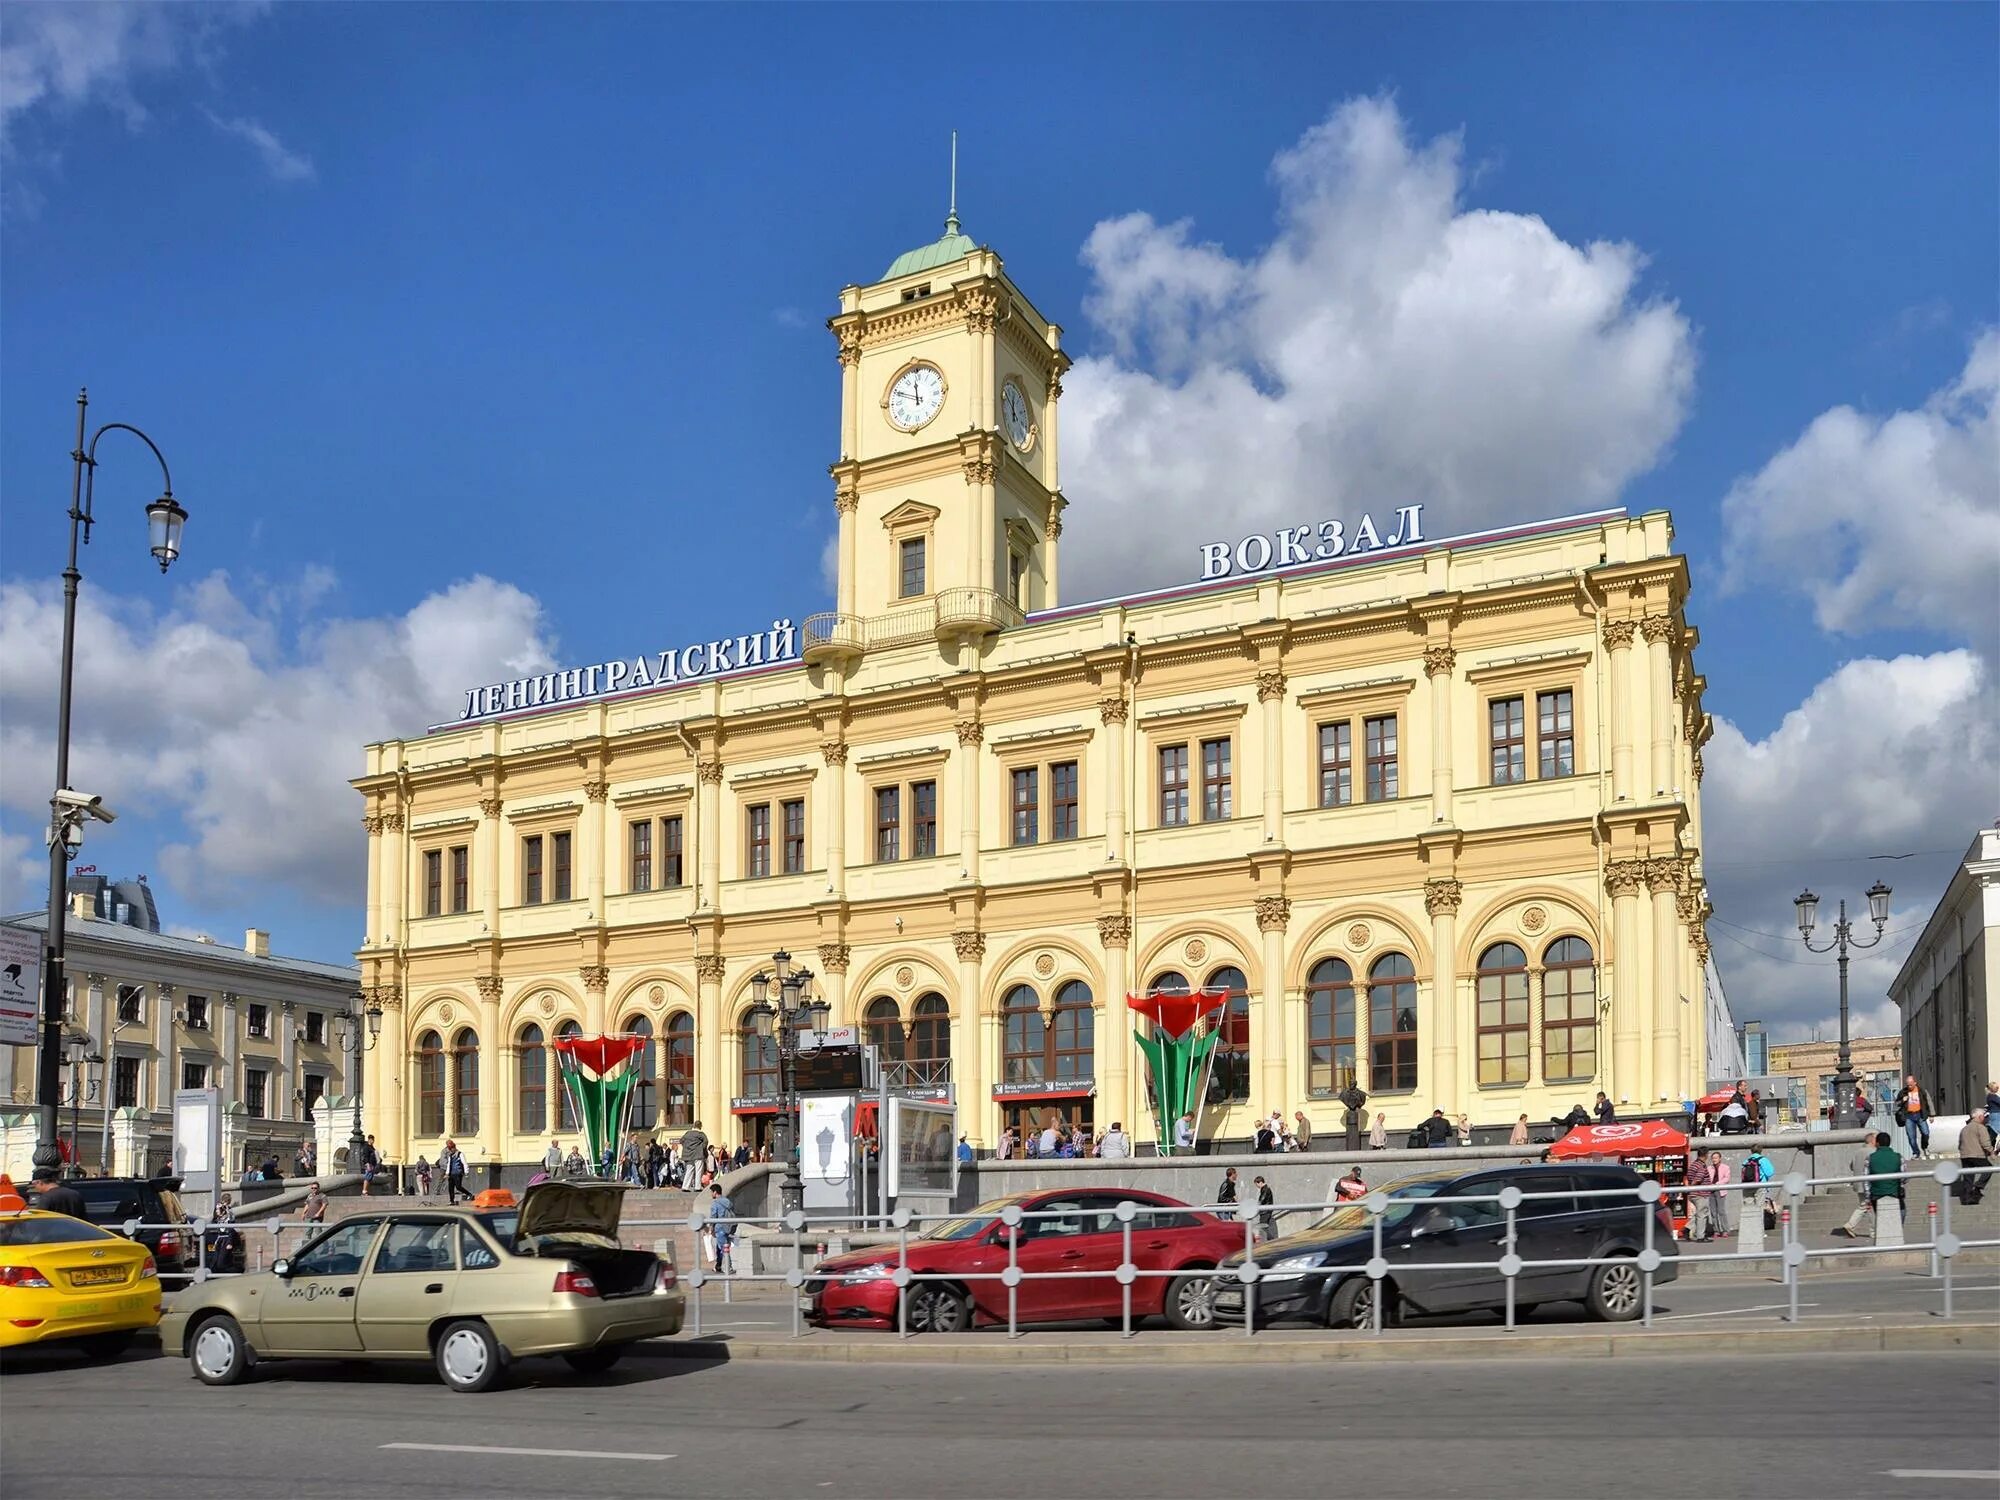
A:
[1424,879,1463,1113]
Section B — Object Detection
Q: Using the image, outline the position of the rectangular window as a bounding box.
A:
[899,537,926,598]
[1011,767,1039,846]
[181,1061,208,1091]
[302,1074,327,1120]
[1318,721,1353,807]
[662,816,685,887]
[424,850,443,916]
[747,804,771,878]
[114,1055,141,1109]
[1490,696,1526,785]
[630,819,653,892]
[874,787,900,863]
[912,780,938,858]
[551,831,572,902]
[523,835,544,905]
[1364,715,1399,802]
[1050,760,1078,841]
[245,1068,267,1119]
[116,985,142,1024]
[305,1012,326,1046]
[1159,744,1190,826]
[450,845,469,912]
[1200,737,1233,821]
[185,996,209,1031]
[1538,689,1575,779]
[247,1003,269,1039]
[781,798,806,874]
[1009,550,1026,609]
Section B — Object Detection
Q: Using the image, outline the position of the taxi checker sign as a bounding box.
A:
[1196,504,1426,580]
[0,924,43,1048]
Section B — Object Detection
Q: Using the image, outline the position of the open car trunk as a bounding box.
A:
[552,1243,665,1299]
[512,1178,665,1299]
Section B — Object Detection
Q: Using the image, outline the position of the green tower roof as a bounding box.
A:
[884,212,976,280]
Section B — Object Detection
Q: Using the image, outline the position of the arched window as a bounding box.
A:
[1542,937,1598,1083]
[1205,965,1251,1102]
[1148,970,1190,996]
[416,1029,445,1138]
[908,993,950,1086]
[451,1026,479,1134]
[1477,943,1530,1086]
[555,1020,582,1131]
[516,1023,546,1136]
[863,997,904,1063]
[626,1015,656,1129]
[741,1012,780,1100]
[1306,959,1355,1098]
[1051,979,1094,1081]
[1367,953,1419,1092]
[664,1011,695,1128]
[1002,984,1044,1084]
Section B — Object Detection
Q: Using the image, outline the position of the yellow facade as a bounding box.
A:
[354,220,1715,1167]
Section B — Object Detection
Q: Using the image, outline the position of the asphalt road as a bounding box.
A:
[3,1340,1996,1500]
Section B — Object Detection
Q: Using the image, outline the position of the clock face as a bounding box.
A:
[1001,381,1034,450]
[887,364,946,431]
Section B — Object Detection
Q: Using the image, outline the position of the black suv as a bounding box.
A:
[66,1176,195,1286]
[1213,1162,1677,1329]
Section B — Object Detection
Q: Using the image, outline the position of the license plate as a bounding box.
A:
[797,1293,816,1313]
[69,1267,125,1287]
[1216,1291,1244,1309]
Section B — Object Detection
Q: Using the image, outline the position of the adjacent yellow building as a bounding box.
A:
[354,214,1715,1166]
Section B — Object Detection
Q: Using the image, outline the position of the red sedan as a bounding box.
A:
[802,1189,1243,1333]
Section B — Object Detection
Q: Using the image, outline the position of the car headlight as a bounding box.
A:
[838,1264,891,1285]
[1262,1252,1328,1285]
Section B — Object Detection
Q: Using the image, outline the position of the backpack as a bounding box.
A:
[1407,1127,1428,1149]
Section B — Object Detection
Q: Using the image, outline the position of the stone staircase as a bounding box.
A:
[1790,1168,2000,1238]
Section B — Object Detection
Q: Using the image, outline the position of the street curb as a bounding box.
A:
[640,1319,2000,1366]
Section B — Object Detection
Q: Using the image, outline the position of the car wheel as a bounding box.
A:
[1163,1271,1219,1331]
[905,1284,971,1334]
[435,1320,506,1393]
[189,1315,251,1386]
[1328,1275,1394,1330]
[1586,1258,1643,1322]
[562,1346,623,1375]
[80,1331,135,1359]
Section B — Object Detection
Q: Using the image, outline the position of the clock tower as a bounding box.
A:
[810,210,1069,668]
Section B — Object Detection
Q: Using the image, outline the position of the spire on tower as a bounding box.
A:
[945,131,960,236]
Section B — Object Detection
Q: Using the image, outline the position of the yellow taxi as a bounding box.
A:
[1,1199,163,1356]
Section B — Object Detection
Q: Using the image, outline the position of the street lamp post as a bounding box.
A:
[34,390,187,1175]
[1794,880,1892,1128]
[746,950,830,1220]
[58,1032,101,1175]
[337,999,386,1179]
[98,1014,134,1176]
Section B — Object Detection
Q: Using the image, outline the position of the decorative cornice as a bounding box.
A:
[475,975,504,1002]
[1603,620,1638,650]
[955,718,984,747]
[1604,858,1648,899]
[696,760,725,786]
[1422,644,1457,679]
[1255,670,1288,704]
[1097,696,1129,726]
[1096,914,1132,949]
[583,780,610,803]
[817,942,851,975]
[820,738,849,767]
[695,955,727,985]
[579,965,610,992]
[479,797,502,819]
[1423,879,1463,918]
[1640,614,1677,646]
[1254,895,1293,933]
[952,930,986,961]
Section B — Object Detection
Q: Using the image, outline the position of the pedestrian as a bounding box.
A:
[1594,1092,1616,1124]
[1717,1088,1750,1135]
[415,1154,433,1200]
[734,1141,751,1170]
[542,1137,565,1175]
[359,1134,380,1195]
[1454,1113,1472,1146]
[1174,1114,1196,1151]
[708,1182,737,1274]
[1037,1118,1061,1158]
[1866,1130,1905,1226]
[620,1136,641,1184]
[678,1120,709,1191]
[1561,1102,1590,1129]
[1422,1109,1453,1149]
[1368,1112,1387,1150]
[1955,1112,1996,1206]
[1252,1175,1278,1242]
[1685,1149,1714,1241]
[296,1139,317,1178]
[1216,1166,1240,1219]
[1294,1111,1313,1153]
[1099,1121,1132,1159]
[1253,1117,1277,1153]
[1743,1087,1764,1133]
[1509,1114,1530,1147]
[564,1144,589,1177]
[647,1139,666,1187]
[1334,1166,1367,1202]
[1894,1076,1934,1159]
[29,1166,85,1220]
[997,1126,1017,1161]
[440,1139,468,1205]
[301,1183,328,1224]
[1985,1082,2000,1136]
[1709,1152,1733,1235]
[956,1134,975,1165]
[1741,1146,1772,1221]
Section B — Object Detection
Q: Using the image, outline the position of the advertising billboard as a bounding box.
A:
[885,1096,957,1199]
[0,925,42,1048]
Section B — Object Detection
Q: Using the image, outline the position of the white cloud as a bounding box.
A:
[0,571,556,907]
[0,824,46,916]
[1060,95,1696,599]
[1720,330,2000,649]
[202,107,312,182]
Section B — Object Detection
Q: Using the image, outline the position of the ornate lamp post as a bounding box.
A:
[57,1031,101,1175]
[1794,880,1891,1128]
[336,998,386,1177]
[34,390,187,1174]
[746,950,830,1219]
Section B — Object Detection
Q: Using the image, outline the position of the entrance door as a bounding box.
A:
[260,1218,379,1354]
[357,1219,460,1355]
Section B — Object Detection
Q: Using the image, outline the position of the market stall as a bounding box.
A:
[1548,1120,1693,1236]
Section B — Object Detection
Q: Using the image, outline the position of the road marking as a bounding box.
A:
[1663,1303,1817,1320]
[380,1443,672,1463]
[1884,1472,2000,1482]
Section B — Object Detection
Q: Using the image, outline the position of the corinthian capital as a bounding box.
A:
[820,738,849,767]
[1423,879,1463,918]
[479,796,502,819]
[363,815,384,836]
[1422,645,1457,679]
[583,780,610,803]
[1096,914,1132,949]
[817,942,851,975]
[1098,696,1129,726]
[1255,895,1292,933]
[1644,857,1683,895]
[475,975,504,1003]
[952,930,986,961]
[1603,619,1638,650]
[696,759,724,786]
[955,718,984,747]
[1255,670,1288,703]
[1640,613,1677,646]
[695,955,727,985]
[1604,858,1647,899]
[579,965,610,992]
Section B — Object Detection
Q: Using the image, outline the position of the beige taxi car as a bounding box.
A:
[159,1181,682,1392]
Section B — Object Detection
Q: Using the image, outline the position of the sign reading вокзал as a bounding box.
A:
[0,925,42,1048]
[1195,504,1426,581]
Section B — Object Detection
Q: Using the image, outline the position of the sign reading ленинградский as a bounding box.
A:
[1195,503,1426,581]
[454,617,800,722]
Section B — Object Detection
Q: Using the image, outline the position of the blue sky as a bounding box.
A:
[1,2,1994,1042]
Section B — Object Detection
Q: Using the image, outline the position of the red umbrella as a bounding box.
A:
[1548,1120,1690,1159]
[1126,989,1228,1041]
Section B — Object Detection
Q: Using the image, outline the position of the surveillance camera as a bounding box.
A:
[54,790,116,824]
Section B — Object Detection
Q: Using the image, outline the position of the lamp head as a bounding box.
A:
[748,998,776,1041]
[1793,888,1819,937]
[1864,880,1891,927]
[808,996,832,1032]
[365,1002,384,1038]
[145,493,187,572]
